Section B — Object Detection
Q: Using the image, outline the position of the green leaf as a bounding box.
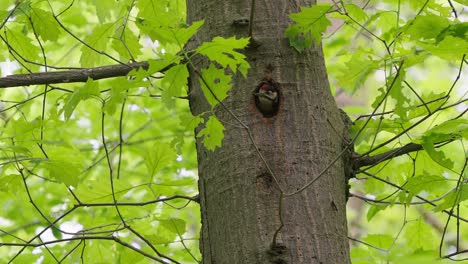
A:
[144,143,177,178]
[345,4,368,23]
[362,234,394,249]
[284,24,313,53]
[420,139,453,169]
[90,0,115,23]
[0,11,8,27]
[0,174,22,194]
[285,3,332,52]
[389,250,440,264]
[118,245,144,264]
[350,118,405,142]
[0,0,16,12]
[420,119,468,168]
[387,68,410,120]
[453,0,468,5]
[410,1,451,15]
[361,11,398,42]
[436,22,468,43]
[74,178,132,203]
[159,218,186,235]
[137,0,184,29]
[199,64,232,107]
[4,27,40,63]
[160,64,189,108]
[5,117,43,139]
[143,218,188,245]
[111,28,142,60]
[1,145,32,156]
[136,14,202,49]
[434,184,468,212]
[369,66,410,120]
[103,78,129,115]
[367,204,388,221]
[405,15,450,40]
[43,159,80,187]
[405,92,446,119]
[37,143,84,187]
[403,219,435,250]
[423,119,468,139]
[79,241,115,263]
[196,37,250,77]
[404,174,449,202]
[80,23,115,67]
[336,51,379,93]
[63,78,100,120]
[351,247,376,263]
[197,116,224,150]
[173,20,204,46]
[51,225,62,240]
[156,177,195,187]
[420,36,468,61]
[147,54,182,75]
[179,113,204,131]
[30,8,60,42]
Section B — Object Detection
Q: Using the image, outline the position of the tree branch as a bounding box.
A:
[353,143,423,169]
[0,61,150,88]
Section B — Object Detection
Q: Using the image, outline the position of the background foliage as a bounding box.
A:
[315,1,468,263]
[0,0,466,263]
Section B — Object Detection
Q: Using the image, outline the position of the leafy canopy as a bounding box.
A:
[0,0,248,262]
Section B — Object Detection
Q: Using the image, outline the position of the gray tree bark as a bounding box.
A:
[187,0,350,263]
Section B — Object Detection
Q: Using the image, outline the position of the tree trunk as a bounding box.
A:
[187,0,350,263]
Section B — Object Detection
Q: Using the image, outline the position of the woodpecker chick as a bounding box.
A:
[254,81,279,117]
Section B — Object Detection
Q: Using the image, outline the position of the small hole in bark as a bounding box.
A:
[254,80,280,118]
[256,172,273,193]
[267,243,288,264]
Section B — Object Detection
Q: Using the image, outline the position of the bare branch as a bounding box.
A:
[353,143,423,169]
[353,137,460,170]
[0,62,150,88]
